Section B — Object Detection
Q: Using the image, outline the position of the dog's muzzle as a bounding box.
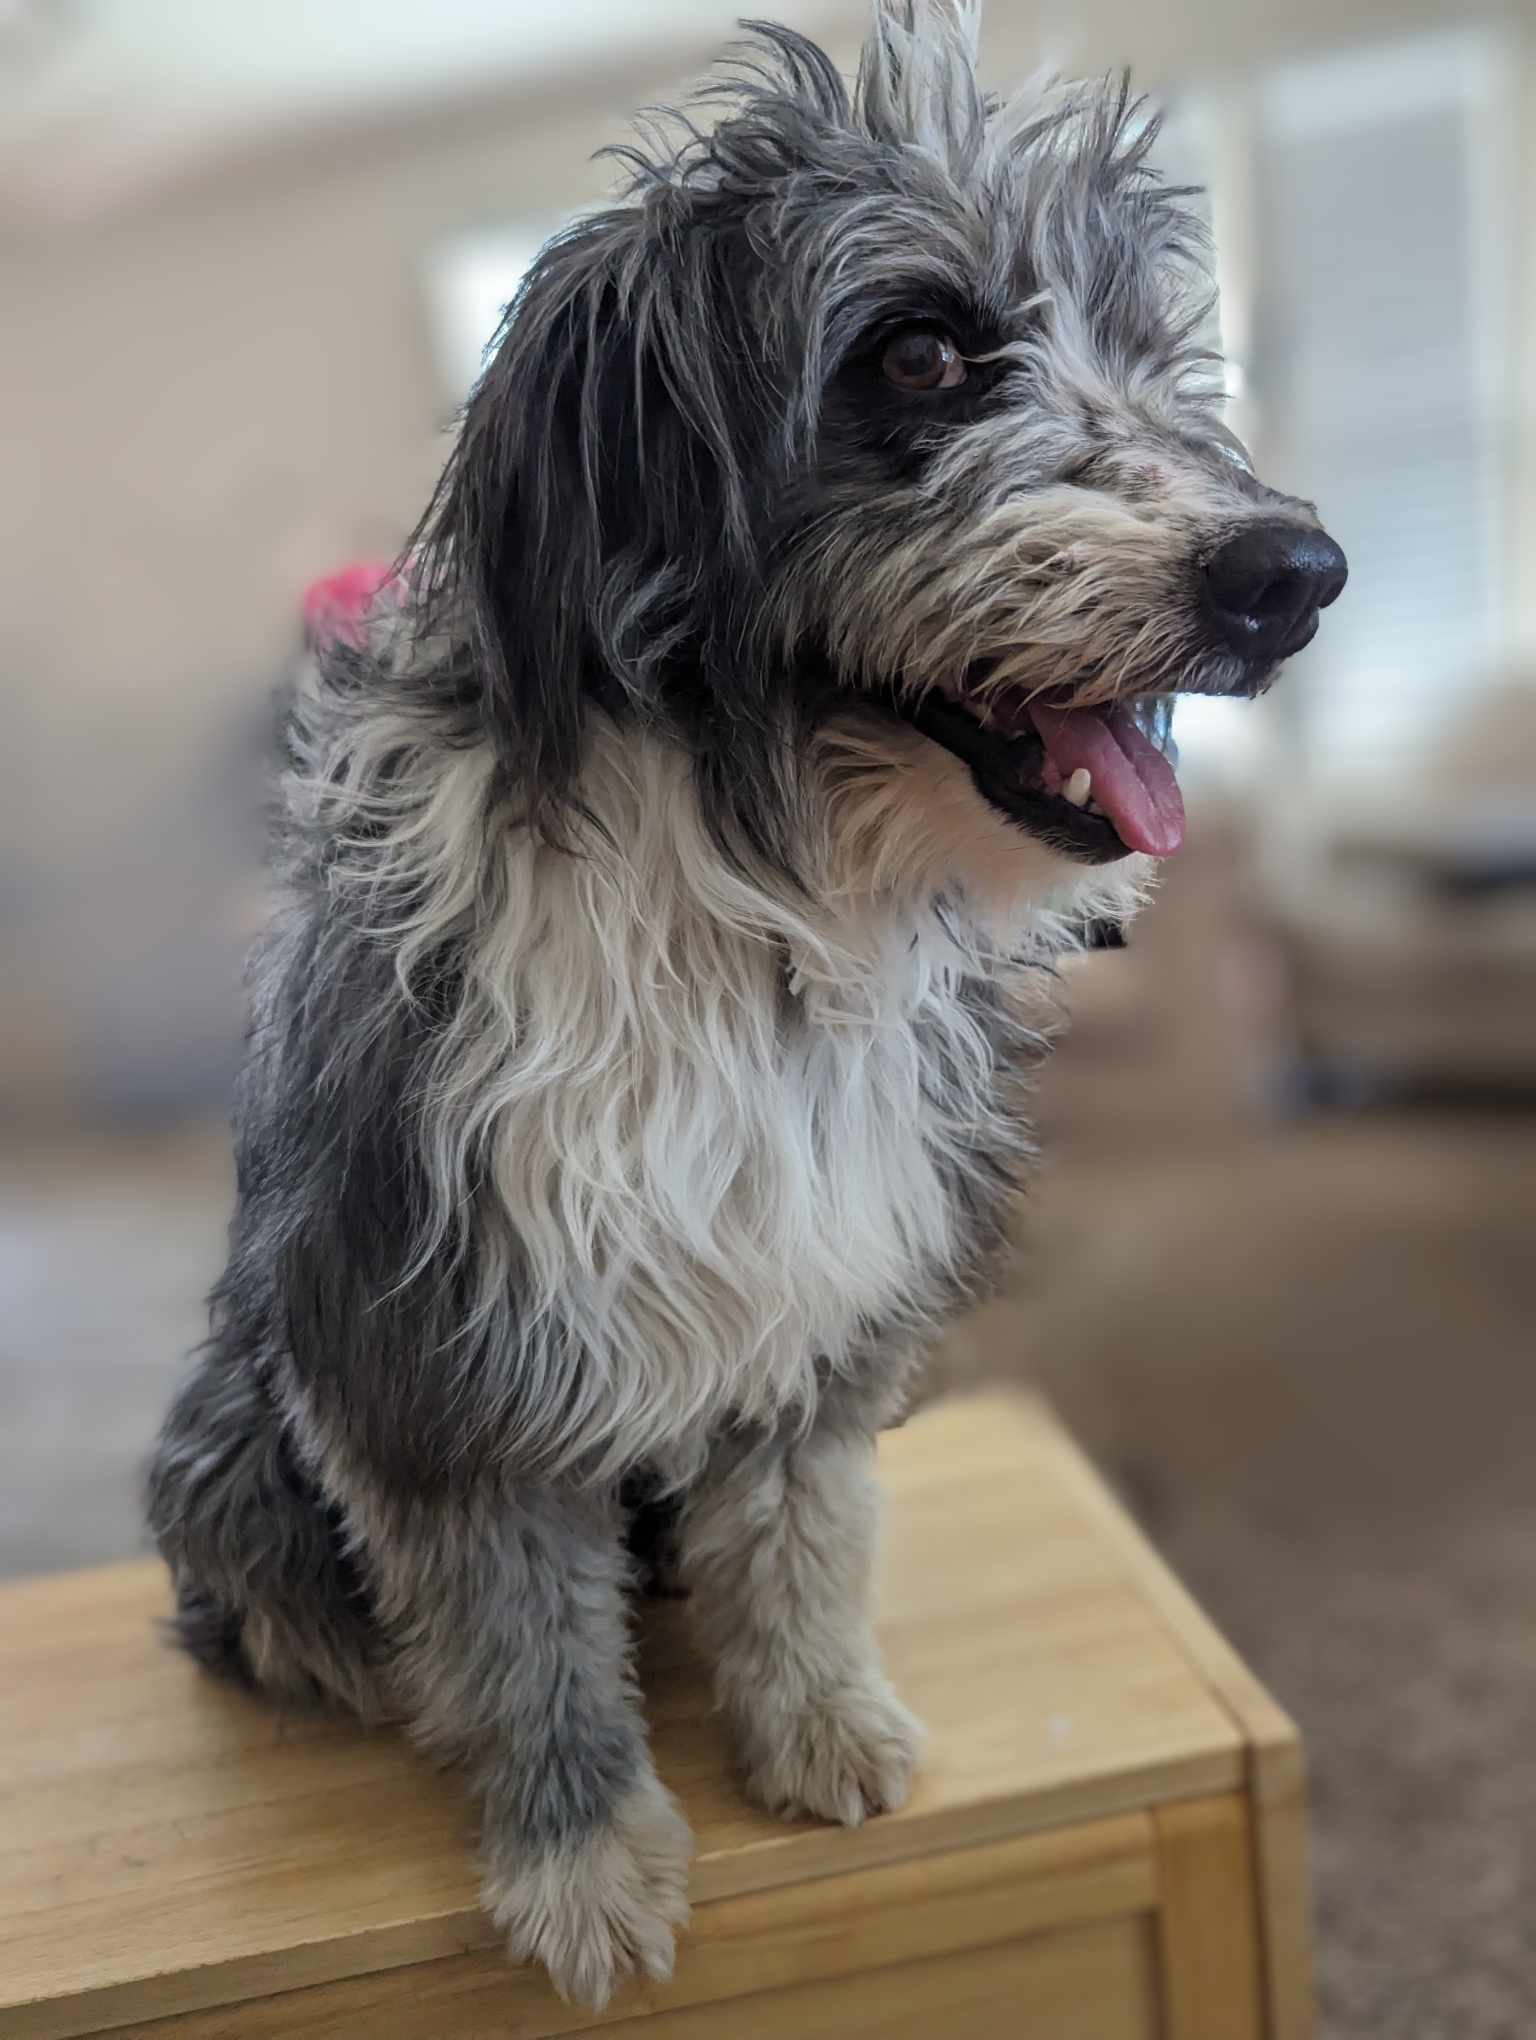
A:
[870,514,1349,869]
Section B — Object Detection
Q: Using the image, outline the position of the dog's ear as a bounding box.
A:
[411,202,768,839]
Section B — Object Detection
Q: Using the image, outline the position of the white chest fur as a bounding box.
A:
[456,731,1027,1474]
[304,703,1141,1481]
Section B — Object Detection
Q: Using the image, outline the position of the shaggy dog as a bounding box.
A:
[148,2,1345,2007]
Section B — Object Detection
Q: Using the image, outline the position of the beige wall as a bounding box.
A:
[0,55,694,795]
[1505,5,1536,664]
[0,51,714,1119]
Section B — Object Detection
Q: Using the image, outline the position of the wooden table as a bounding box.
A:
[0,1394,1311,2039]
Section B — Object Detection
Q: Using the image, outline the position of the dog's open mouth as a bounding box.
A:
[892,685,1186,865]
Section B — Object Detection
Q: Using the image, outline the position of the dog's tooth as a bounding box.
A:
[1063,768,1092,807]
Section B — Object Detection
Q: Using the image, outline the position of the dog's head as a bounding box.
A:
[415,4,1345,913]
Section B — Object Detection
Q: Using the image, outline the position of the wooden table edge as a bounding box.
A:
[986,1388,1315,2040]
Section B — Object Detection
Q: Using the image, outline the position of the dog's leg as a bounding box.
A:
[680,1416,923,1826]
[147,1348,389,1719]
[356,1480,691,2007]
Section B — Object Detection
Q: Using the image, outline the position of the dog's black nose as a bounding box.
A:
[1200,521,1348,660]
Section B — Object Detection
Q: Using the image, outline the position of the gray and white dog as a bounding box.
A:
[148,1,1345,2008]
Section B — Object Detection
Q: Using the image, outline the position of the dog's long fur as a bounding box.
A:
[148,4,1338,2007]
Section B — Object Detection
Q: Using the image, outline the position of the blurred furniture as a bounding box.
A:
[1038,805,1284,1151]
[0,1395,1311,2040]
[1265,685,1536,1099]
[1278,800,1536,1095]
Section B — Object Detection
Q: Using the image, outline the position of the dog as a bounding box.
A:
[147,2,1345,2008]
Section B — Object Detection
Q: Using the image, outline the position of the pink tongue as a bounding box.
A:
[1028,704,1186,857]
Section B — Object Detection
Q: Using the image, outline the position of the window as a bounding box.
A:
[423,223,551,412]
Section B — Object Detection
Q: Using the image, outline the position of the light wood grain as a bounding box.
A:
[1153,1795,1265,2040]
[0,1393,1298,2040]
[96,1816,1158,2040]
[1024,1395,1316,2040]
[581,1921,1163,2040]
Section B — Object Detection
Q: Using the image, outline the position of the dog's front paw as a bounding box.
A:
[739,1673,924,1828]
[483,1773,693,2009]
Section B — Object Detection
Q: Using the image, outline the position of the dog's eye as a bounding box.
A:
[881,328,967,393]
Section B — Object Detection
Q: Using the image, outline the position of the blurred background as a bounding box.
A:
[2,1,1534,2033]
